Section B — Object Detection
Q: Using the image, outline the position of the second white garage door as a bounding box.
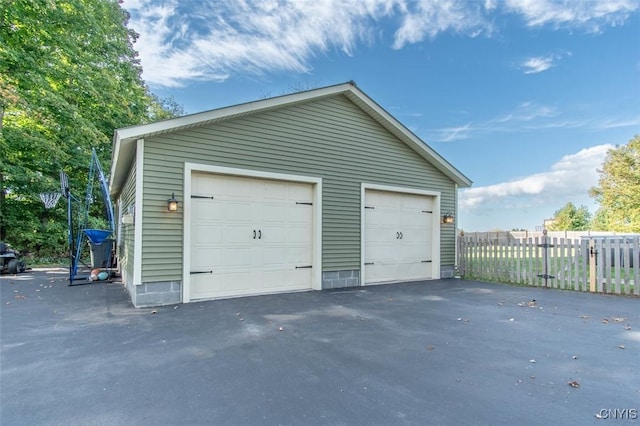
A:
[189,172,314,300]
[364,189,435,284]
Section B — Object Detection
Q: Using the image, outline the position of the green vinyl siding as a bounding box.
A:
[141,95,456,282]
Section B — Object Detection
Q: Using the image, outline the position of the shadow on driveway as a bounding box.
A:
[1,269,639,425]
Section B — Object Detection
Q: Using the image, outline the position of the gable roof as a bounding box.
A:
[110,81,472,195]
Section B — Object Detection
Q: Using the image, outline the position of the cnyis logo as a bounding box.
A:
[596,409,638,420]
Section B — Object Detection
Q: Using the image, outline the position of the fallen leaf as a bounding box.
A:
[150,310,157,314]
[568,380,580,388]
[624,325,632,330]
[427,345,434,350]
[464,319,470,323]
[602,319,609,324]
[619,345,625,349]
[613,317,624,322]
[572,355,578,360]
[529,359,536,363]
[527,300,537,307]
[579,315,590,319]
[517,302,526,307]
[509,318,515,322]
[278,326,284,331]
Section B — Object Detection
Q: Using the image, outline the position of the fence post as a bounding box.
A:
[589,239,597,292]
[537,229,554,288]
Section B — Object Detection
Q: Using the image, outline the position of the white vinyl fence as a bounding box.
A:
[458,233,639,295]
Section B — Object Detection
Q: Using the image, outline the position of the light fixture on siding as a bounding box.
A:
[167,193,178,212]
[442,212,454,224]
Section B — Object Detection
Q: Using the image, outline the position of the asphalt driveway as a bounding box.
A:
[1,269,639,425]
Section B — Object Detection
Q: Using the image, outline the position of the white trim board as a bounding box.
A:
[133,138,144,286]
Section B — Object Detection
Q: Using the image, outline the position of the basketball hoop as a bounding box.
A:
[40,192,62,209]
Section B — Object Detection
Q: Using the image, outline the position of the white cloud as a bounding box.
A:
[122,0,639,87]
[593,115,640,130]
[437,122,475,142]
[459,144,614,211]
[504,0,639,31]
[496,101,557,122]
[520,49,572,74]
[429,101,559,141]
[521,55,555,74]
[392,0,493,49]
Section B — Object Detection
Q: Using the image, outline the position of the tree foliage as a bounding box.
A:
[546,202,592,231]
[0,0,181,256]
[589,136,640,233]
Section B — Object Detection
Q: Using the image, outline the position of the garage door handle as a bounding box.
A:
[400,232,403,239]
[258,230,262,239]
[190,270,213,275]
[253,230,256,239]
[396,232,403,239]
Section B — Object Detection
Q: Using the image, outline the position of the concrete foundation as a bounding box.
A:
[133,281,182,307]
[322,269,360,289]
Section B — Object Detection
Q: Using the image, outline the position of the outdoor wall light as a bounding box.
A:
[442,212,454,224]
[167,193,178,212]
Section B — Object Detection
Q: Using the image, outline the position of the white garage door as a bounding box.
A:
[189,173,314,300]
[364,189,434,284]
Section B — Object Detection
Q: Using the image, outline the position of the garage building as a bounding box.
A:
[109,82,472,307]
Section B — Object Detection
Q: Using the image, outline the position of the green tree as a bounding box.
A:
[546,202,592,231]
[589,135,640,232]
[0,0,181,256]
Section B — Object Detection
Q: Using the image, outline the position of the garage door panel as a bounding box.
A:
[364,189,435,285]
[221,225,255,243]
[191,248,220,270]
[262,203,288,222]
[193,199,221,221]
[192,223,223,243]
[285,225,312,244]
[190,172,314,301]
[264,181,288,199]
[225,176,255,199]
[287,181,313,199]
[287,205,312,222]
[224,201,254,223]
[222,246,254,268]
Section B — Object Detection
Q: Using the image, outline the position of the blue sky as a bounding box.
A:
[123,0,640,231]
